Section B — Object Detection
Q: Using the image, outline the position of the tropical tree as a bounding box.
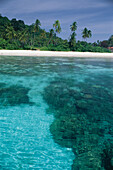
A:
[100,40,109,48]
[108,35,113,47]
[53,20,61,34]
[69,32,76,51]
[97,40,100,46]
[11,18,25,31]
[33,19,41,46]
[70,22,77,32]
[88,30,92,38]
[53,20,61,46]
[82,27,88,40]
[40,29,47,46]
[48,29,54,45]
[82,28,92,41]
[19,29,29,47]
[69,21,77,51]
[6,25,16,42]
[34,19,41,33]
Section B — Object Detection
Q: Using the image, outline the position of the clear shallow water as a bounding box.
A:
[0,56,113,169]
[0,56,75,169]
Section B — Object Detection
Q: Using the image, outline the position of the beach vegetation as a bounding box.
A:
[108,35,113,47]
[70,22,77,32]
[69,32,76,51]
[0,14,111,52]
[69,22,77,51]
[53,20,61,34]
[48,29,54,45]
[82,27,92,41]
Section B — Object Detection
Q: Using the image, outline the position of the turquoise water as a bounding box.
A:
[0,56,113,169]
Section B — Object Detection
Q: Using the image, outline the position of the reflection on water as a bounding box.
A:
[0,56,113,169]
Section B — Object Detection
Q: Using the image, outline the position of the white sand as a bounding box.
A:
[0,50,113,58]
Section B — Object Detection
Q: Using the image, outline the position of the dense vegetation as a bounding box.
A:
[0,14,112,52]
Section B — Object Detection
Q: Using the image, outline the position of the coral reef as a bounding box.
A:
[43,77,113,169]
[0,83,32,106]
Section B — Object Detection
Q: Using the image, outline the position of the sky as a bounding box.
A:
[0,0,113,42]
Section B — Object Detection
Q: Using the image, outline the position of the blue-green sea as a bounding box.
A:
[0,56,113,170]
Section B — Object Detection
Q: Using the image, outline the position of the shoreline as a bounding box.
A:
[0,50,113,58]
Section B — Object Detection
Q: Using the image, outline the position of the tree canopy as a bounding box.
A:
[70,22,77,32]
[82,28,92,41]
[0,14,111,52]
[53,20,61,34]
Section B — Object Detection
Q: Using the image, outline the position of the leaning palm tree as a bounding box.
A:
[48,29,54,45]
[70,22,77,32]
[53,20,61,34]
[69,32,76,51]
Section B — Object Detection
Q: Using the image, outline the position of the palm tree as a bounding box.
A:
[70,22,77,32]
[69,32,76,51]
[33,19,41,46]
[53,20,61,34]
[34,19,41,33]
[69,21,77,51]
[40,29,46,38]
[88,30,92,38]
[82,28,92,41]
[48,29,54,45]
[53,20,61,46]
[6,25,16,42]
[19,29,29,47]
[82,27,88,41]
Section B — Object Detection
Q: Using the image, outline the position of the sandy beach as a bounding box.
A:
[0,50,113,58]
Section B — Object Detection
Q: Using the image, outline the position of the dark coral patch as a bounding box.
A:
[0,84,32,106]
[43,77,113,170]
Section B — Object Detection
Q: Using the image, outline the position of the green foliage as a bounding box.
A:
[34,19,41,33]
[75,41,111,52]
[6,25,16,41]
[108,35,113,47]
[82,27,92,41]
[48,29,54,45]
[53,20,61,34]
[11,18,25,31]
[40,46,49,51]
[69,32,76,51]
[70,22,77,32]
[0,38,21,50]
[0,38,8,48]
[0,14,112,52]
[100,36,113,49]
[69,21,77,51]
